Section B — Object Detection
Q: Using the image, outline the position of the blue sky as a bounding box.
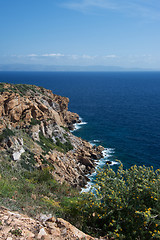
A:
[0,0,160,69]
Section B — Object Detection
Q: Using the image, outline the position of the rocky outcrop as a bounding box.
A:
[0,207,107,240]
[0,86,77,129]
[0,83,104,188]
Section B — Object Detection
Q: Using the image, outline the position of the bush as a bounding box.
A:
[0,128,15,143]
[38,132,55,153]
[56,138,73,153]
[0,164,79,218]
[38,132,73,154]
[26,168,53,183]
[30,118,41,126]
[72,164,160,239]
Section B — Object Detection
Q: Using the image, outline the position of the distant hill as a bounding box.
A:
[0,63,155,72]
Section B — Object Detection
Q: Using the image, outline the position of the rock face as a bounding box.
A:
[0,83,104,188]
[0,207,107,240]
[0,84,77,128]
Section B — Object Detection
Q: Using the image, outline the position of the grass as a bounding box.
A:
[37,132,73,154]
[0,82,47,97]
[0,162,79,219]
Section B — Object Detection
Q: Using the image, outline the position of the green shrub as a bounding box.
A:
[0,162,79,219]
[10,228,22,236]
[30,118,41,126]
[38,132,55,153]
[71,164,160,239]
[26,168,53,183]
[38,132,73,153]
[20,150,36,171]
[56,138,73,153]
[0,128,15,143]
[0,83,5,93]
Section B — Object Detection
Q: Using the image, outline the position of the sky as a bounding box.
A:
[0,0,160,70]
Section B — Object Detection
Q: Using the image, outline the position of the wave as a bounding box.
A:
[81,148,119,193]
[70,116,119,193]
[93,139,100,143]
[71,117,87,132]
[90,140,101,146]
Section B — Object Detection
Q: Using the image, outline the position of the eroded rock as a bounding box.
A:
[0,207,108,240]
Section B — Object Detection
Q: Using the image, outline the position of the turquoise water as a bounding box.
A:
[0,71,160,170]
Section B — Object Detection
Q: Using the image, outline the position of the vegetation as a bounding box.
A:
[65,163,160,239]
[0,128,15,143]
[30,118,41,126]
[0,83,5,93]
[38,132,73,153]
[0,82,46,97]
[10,228,22,237]
[0,162,79,218]
[0,82,159,238]
[0,150,160,239]
[56,137,73,152]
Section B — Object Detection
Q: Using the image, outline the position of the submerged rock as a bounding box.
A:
[106,160,112,165]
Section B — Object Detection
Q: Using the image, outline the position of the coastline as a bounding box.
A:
[0,83,106,189]
[71,116,119,192]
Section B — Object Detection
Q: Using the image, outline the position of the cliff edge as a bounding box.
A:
[0,83,104,188]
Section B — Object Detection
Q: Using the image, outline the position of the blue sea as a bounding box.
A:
[0,71,160,171]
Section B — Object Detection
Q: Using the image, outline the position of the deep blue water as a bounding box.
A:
[0,71,160,170]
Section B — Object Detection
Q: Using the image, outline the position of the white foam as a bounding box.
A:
[81,147,118,193]
[81,182,92,193]
[71,117,87,132]
[110,161,119,166]
[93,140,100,143]
[90,140,100,146]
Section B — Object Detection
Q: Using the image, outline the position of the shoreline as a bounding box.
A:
[71,116,119,192]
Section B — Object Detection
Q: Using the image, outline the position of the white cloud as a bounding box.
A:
[41,53,65,57]
[69,54,79,60]
[61,0,160,19]
[104,54,118,58]
[13,53,118,61]
[62,0,117,13]
[27,54,38,57]
[82,54,96,59]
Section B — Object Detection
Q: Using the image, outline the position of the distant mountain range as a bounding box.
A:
[0,63,156,72]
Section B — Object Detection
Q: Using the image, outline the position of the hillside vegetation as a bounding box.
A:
[0,83,159,239]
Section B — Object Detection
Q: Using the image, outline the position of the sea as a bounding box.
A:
[0,71,160,173]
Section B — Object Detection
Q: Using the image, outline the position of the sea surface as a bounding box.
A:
[0,71,160,171]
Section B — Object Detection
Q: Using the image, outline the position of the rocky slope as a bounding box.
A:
[0,207,108,240]
[0,83,104,188]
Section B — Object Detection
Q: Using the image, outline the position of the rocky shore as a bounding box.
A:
[0,83,104,188]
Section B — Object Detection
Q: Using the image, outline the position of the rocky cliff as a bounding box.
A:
[0,83,104,188]
[0,207,107,240]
